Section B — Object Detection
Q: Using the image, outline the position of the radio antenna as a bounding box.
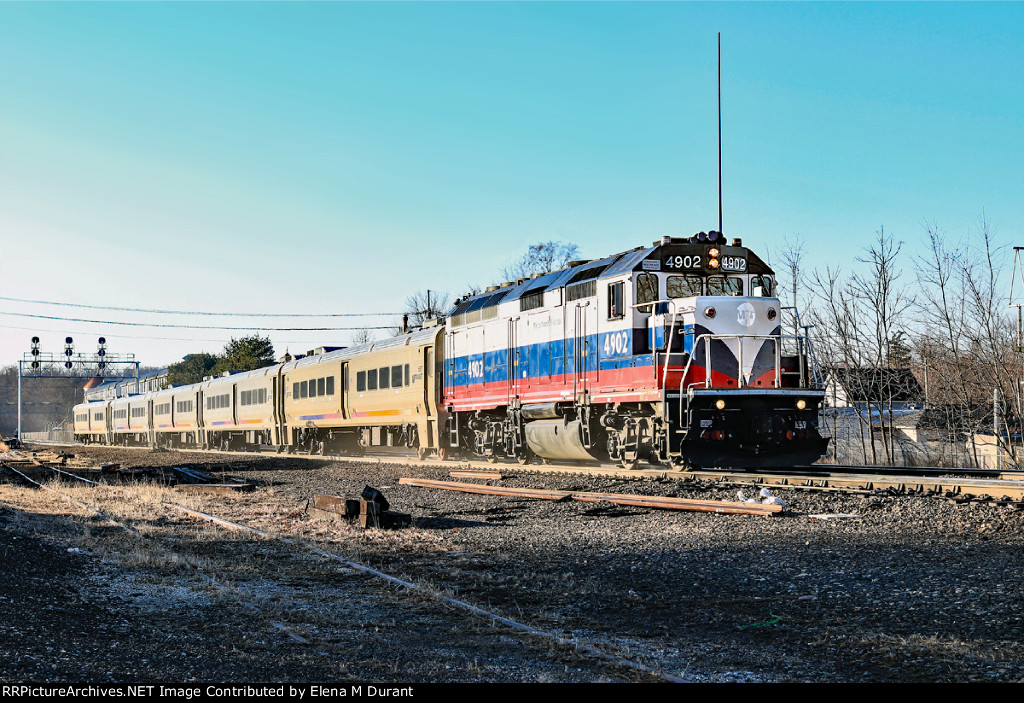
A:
[718,32,723,235]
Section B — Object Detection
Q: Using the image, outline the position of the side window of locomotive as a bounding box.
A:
[707,275,744,296]
[368,369,378,391]
[752,274,774,297]
[607,281,624,319]
[357,371,366,392]
[667,275,703,298]
[636,272,658,313]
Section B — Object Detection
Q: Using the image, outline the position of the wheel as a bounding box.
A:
[516,447,534,465]
[620,454,639,471]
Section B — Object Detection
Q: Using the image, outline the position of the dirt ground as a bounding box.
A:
[3,443,1024,683]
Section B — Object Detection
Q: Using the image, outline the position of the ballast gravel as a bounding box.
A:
[3,444,1024,683]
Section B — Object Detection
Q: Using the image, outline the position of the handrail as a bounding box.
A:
[630,299,681,391]
[677,332,825,392]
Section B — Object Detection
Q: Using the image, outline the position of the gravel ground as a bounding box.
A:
[4,443,1024,683]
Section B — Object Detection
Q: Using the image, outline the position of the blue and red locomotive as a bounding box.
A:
[443,232,828,468]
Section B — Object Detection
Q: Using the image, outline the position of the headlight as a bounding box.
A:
[708,258,720,269]
[715,399,726,410]
[708,248,720,258]
[796,399,807,410]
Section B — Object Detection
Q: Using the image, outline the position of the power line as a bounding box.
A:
[0,311,396,331]
[0,323,381,345]
[0,295,400,317]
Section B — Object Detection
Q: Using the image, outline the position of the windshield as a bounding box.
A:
[707,275,743,296]
[667,274,702,298]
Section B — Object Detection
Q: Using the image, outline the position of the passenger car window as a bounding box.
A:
[380,367,390,389]
[392,365,403,387]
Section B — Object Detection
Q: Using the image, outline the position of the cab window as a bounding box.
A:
[636,272,658,312]
[667,275,703,298]
[751,274,774,297]
[707,275,743,296]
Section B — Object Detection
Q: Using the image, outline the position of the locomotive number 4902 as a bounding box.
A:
[720,256,747,272]
[664,255,701,269]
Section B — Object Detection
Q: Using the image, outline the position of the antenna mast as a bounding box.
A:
[718,32,723,235]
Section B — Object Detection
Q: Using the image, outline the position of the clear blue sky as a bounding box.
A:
[1,2,1022,367]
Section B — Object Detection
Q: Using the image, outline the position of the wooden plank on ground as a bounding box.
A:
[398,477,782,516]
[450,470,503,480]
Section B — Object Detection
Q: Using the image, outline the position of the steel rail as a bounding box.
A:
[23,441,1024,500]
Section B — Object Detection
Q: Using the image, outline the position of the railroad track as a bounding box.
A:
[23,441,1024,503]
[0,457,687,683]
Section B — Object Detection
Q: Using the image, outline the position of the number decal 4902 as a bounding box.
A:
[602,331,630,357]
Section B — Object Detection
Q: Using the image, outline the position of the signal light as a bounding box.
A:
[65,337,73,344]
[98,337,105,345]
[31,348,39,356]
[31,361,39,369]
[65,361,72,369]
[31,336,39,344]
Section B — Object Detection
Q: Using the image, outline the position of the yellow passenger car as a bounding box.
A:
[282,327,444,456]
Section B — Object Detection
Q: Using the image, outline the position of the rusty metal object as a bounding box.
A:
[398,478,782,516]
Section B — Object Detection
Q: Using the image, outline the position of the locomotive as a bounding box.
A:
[73,232,828,469]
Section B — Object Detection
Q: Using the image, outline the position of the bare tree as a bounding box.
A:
[500,241,580,282]
[351,328,375,346]
[396,289,451,334]
[914,218,1021,467]
[811,228,915,464]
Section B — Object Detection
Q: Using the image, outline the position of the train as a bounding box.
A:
[73,232,829,469]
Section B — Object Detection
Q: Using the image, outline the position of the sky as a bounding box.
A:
[1,2,1022,371]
